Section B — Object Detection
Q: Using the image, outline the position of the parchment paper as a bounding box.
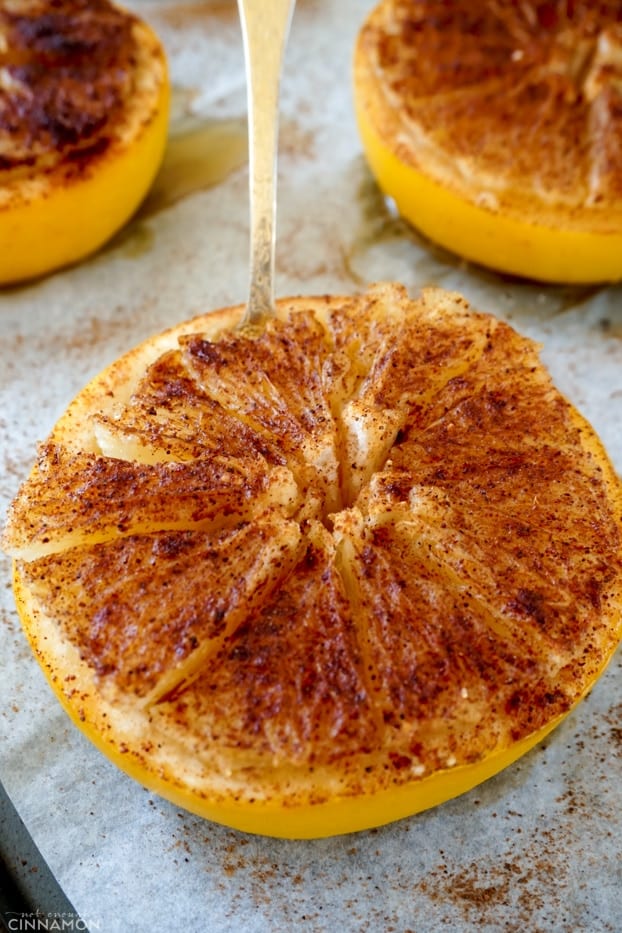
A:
[1,2,620,930]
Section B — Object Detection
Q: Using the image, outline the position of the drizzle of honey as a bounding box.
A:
[111,86,249,257]
[600,318,622,339]
[138,113,248,220]
[343,169,420,285]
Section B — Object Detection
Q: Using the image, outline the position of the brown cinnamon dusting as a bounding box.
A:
[361,0,622,204]
[5,285,622,791]
[162,800,619,930]
[0,0,141,169]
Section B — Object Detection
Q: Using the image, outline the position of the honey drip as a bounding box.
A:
[138,113,248,219]
[109,86,249,257]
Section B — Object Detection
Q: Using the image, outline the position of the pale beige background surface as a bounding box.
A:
[0,2,620,930]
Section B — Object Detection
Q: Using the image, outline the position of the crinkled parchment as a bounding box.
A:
[0,2,620,930]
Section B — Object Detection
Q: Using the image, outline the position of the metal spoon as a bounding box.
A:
[236,0,296,330]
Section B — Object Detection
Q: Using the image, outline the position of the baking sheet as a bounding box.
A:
[0,1,620,930]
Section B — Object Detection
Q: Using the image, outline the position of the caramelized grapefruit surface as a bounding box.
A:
[0,0,169,284]
[354,1,622,282]
[3,284,622,836]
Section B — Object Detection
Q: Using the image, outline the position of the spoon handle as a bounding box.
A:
[237,0,295,327]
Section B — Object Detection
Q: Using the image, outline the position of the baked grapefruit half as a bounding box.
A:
[3,283,621,837]
[354,0,622,283]
[0,0,169,285]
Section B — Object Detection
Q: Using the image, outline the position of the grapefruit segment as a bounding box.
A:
[153,521,379,772]
[18,518,303,704]
[4,444,299,560]
[91,349,288,467]
[182,313,341,515]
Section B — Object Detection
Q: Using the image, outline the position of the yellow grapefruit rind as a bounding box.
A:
[13,564,601,839]
[0,18,170,286]
[353,31,622,284]
[8,296,622,839]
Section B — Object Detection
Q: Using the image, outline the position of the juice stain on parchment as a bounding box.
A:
[343,169,467,288]
[139,113,248,219]
[110,87,248,258]
[347,169,608,323]
[342,173,412,286]
[599,317,622,339]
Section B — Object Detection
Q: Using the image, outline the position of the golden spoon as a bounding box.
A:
[236,0,296,330]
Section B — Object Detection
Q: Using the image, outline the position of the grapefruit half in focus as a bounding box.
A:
[2,283,621,837]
